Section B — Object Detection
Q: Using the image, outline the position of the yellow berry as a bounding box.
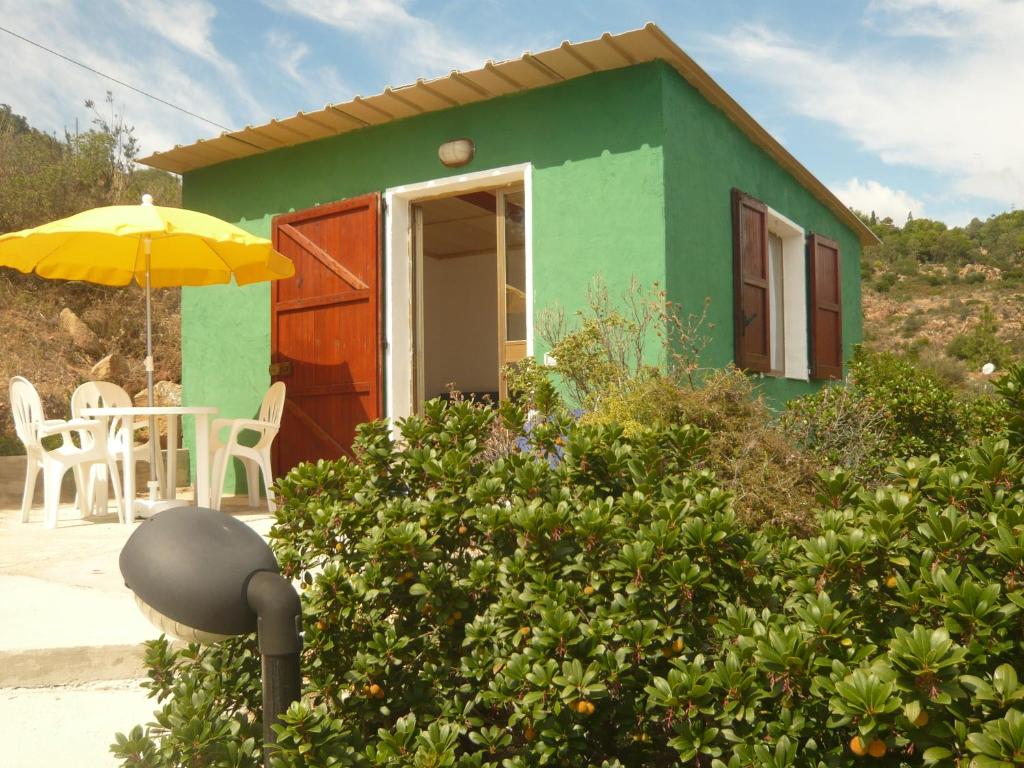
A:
[913,710,929,727]
[576,700,595,715]
[867,739,886,757]
[885,575,898,588]
[849,736,867,756]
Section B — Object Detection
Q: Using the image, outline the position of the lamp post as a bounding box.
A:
[120,507,302,764]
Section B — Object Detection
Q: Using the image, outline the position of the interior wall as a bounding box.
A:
[423,250,499,397]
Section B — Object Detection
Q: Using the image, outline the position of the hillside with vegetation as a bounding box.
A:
[859,210,1024,387]
[0,98,181,453]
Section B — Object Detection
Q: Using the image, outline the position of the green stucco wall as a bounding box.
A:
[659,62,863,405]
[181,64,668,488]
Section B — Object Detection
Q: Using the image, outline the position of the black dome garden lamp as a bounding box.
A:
[120,507,303,765]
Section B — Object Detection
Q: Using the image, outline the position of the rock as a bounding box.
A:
[133,381,183,445]
[89,353,130,385]
[59,308,102,355]
[133,380,182,408]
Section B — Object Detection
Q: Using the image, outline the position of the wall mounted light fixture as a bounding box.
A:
[438,138,475,167]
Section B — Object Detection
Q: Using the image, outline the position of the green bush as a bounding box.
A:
[114,397,1024,767]
[912,347,968,387]
[0,434,24,456]
[900,314,925,337]
[873,272,897,293]
[946,306,1012,369]
[1001,266,1024,283]
[780,378,890,482]
[581,368,817,532]
[892,257,920,277]
[519,279,814,531]
[963,270,986,285]
[847,349,969,460]
[993,362,1024,448]
[783,349,975,482]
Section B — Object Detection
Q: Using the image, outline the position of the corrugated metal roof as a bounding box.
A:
[139,22,877,246]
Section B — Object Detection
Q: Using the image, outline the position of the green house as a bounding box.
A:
[141,23,876,474]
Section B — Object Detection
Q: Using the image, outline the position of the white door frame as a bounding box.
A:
[384,162,534,422]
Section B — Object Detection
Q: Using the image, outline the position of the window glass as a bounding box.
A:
[504,191,526,342]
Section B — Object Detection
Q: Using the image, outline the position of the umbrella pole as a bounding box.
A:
[145,236,159,503]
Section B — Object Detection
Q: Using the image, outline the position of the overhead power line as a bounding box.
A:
[0,23,233,132]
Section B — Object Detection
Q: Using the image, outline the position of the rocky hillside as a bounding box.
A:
[859,211,1024,389]
[0,271,180,454]
[1,100,183,454]
[861,279,1022,389]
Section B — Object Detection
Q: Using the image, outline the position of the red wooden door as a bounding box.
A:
[271,193,382,472]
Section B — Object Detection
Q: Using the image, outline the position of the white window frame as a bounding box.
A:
[383,162,534,421]
[765,207,809,381]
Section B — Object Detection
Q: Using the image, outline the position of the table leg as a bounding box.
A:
[123,423,135,525]
[94,416,110,515]
[165,415,178,501]
[195,414,210,508]
[93,464,108,516]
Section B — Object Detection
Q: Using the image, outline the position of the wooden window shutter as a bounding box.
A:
[807,233,843,380]
[731,188,771,373]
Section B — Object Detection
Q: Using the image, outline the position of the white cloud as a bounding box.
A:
[268,0,412,33]
[706,1,1024,212]
[266,30,311,84]
[0,0,264,158]
[116,0,224,71]
[833,178,925,222]
[265,30,349,106]
[264,0,492,80]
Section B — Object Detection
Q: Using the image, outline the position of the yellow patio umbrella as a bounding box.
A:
[0,194,294,510]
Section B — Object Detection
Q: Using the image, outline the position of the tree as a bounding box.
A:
[0,94,181,235]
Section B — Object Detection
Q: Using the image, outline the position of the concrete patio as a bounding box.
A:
[0,473,274,767]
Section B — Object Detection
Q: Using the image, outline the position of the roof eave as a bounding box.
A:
[140,22,879,248]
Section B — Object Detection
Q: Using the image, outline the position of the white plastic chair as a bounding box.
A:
[9,376,124,528]
[70,381,167,517]
[209,382,286,512]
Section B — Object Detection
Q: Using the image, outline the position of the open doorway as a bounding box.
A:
[412,186,526,408]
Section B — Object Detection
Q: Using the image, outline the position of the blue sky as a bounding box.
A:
[2,0,1021,226]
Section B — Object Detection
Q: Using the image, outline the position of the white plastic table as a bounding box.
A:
[80,405,217,522]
